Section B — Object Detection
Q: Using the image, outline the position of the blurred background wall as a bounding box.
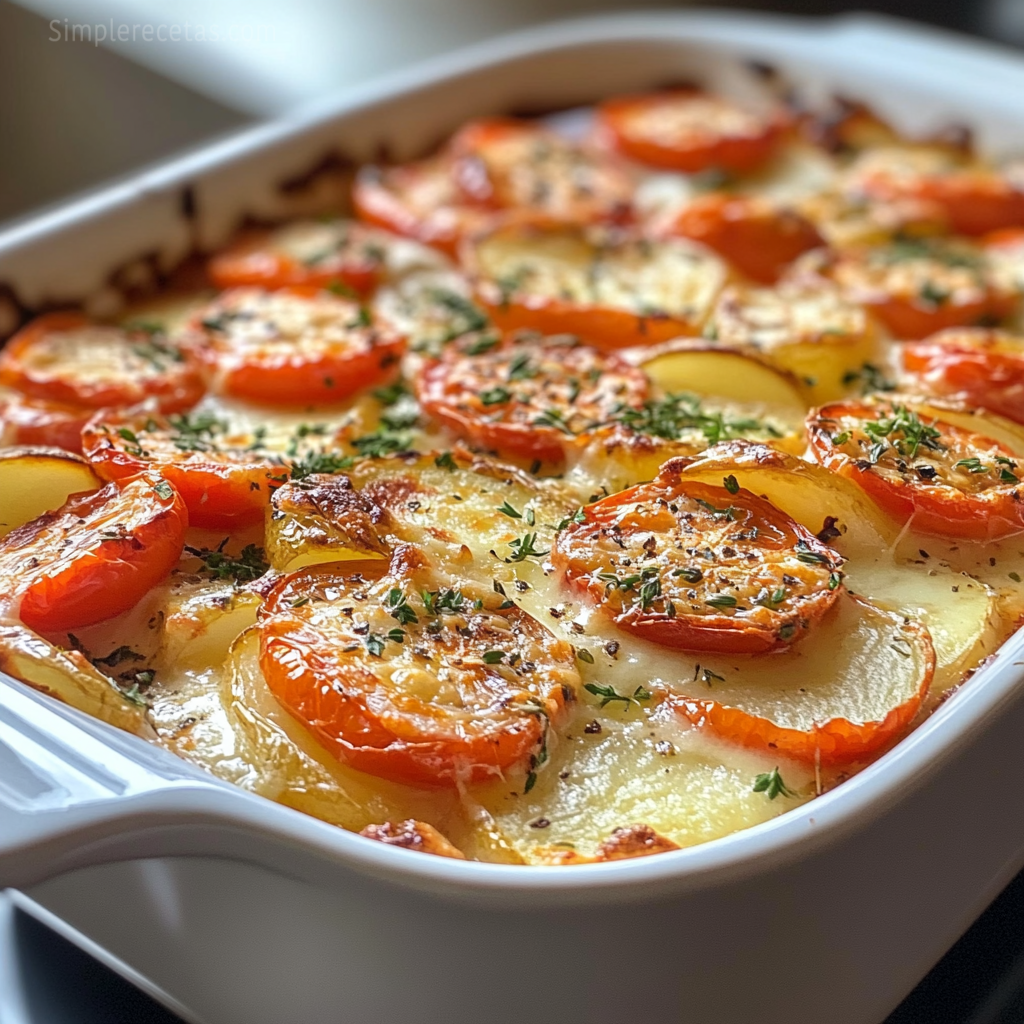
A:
[1,0,1021,228]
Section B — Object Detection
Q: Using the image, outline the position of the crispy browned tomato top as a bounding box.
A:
[258,549,580,788]
[416,330,650,463]
[808,397,1024,539]
[552,466,843,654]
[449,117,634,224]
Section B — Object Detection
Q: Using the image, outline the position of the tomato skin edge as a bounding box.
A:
[478,289,698,352]
[0,312,206,413]
[903,340,1024,426]
[552,477,842,656]
[667,614,934,765]
[596,93,788,174]
[12,476,189,634]
[259,624,547,789]
[807,403,1024,540]
[862,293,1017,341]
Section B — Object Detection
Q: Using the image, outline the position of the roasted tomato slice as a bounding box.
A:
[465,221,727,350]
[846,145,1024,236]
[180,287,405,405]
[258,552,580,788]
[807,397,1024,539]
[0,313,205,413]
[903,328,1024,425]
[208,219,399,294]
[82,411,287,530]
[667,194,822,284]
[0,392,91,452]
[0,473,187,633]
[449,117,633,224]
[809,239,1018,340]
[551,467,844,655]
[353,157,493,258]
[415,330,649,464]
[596,90,787,174]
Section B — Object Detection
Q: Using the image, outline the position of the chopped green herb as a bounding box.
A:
[351,430,412,459]
[752,767,796,800]
[507,532,548,562]
[92,645,144,668]
[463,333,500,356]
[862,404,944,459]
[795,541,831,566]
[755,586,787,610]
[372,381,409,406]
[434,450,458,471]
[532,408,577,435]
[384,588,418,625]
[695,498,737,521]
[289,450,354,480]
[841,363,896,396]
[673,566,703,584]
[366,628,405,657]
[610,392,782,445]
[556,507,587,530]
[480,386,512,406]
[507,353,536,381]
[584,682,651,709]
[185,540,269,582]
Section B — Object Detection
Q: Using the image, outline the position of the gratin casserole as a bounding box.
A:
[3,89,1024,866]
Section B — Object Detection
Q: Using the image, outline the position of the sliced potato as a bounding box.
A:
[846,559,997,694]
[219,629,468,833]
[710,281,882,402]
[480,707,813,863]
[266,476,390,572]
[373,268,486,356]
[346,450,576,573]
[671,441,898,556]
[565,427,707,498]
[0,622,150,735]
[155,577,263,671]
[902,396,1024,453]
[796,188,947,250]
[0,447,101,537]
[664,594,933,763]
[636,344,807,413]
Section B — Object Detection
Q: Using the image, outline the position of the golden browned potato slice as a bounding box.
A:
[709,281,883,403]
[266,475,391,572]
[0,447,101,537]
[0,623,150,735]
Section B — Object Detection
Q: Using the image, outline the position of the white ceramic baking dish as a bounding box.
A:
[2,11,1024,1024]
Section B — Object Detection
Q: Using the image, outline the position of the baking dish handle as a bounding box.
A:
[0,674,241,889]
